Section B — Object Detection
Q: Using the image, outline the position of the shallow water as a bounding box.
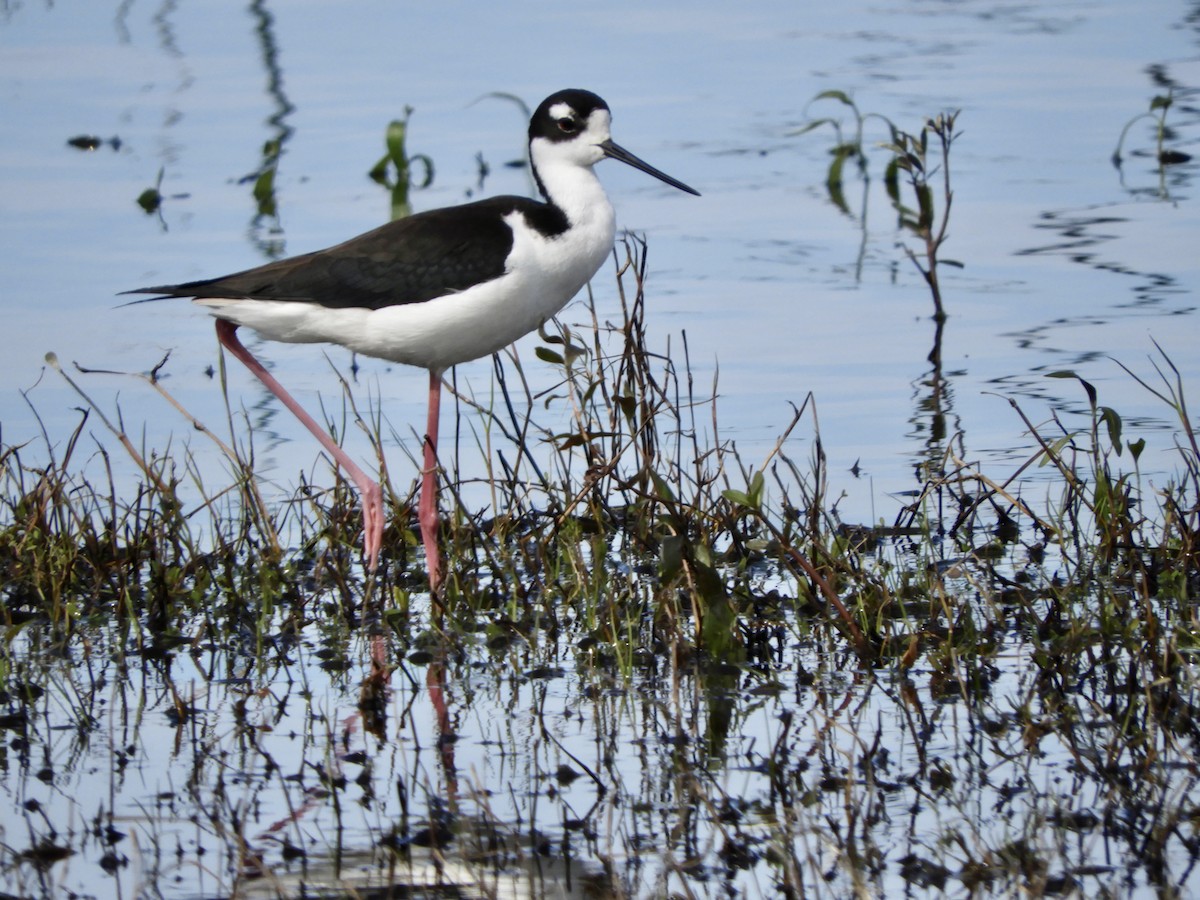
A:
[2,1,1199,897]
[3,0,1198,517]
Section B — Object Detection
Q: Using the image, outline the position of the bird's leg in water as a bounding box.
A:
[420,370,443,596]
[215,319,384,571]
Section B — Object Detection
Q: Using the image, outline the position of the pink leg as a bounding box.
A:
[420,370,443,593]
[427,659,457,783]
[215,320,383,571]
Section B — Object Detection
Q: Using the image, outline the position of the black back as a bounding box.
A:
[129,194,569,310]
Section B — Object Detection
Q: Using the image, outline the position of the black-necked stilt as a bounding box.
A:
[125,88,698,589]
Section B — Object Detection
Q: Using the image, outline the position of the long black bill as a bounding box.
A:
[600,139,700,196]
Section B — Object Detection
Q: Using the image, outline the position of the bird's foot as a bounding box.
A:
[361,481,384,573]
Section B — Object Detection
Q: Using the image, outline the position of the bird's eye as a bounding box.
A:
[557,117,579,134]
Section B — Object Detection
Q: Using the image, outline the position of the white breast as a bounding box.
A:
[195,195,616,374]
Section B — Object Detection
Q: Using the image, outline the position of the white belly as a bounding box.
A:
[195,206,616,373]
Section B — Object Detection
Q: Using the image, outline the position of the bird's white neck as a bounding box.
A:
[531,148,614,232]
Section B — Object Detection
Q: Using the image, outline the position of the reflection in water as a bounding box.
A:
[908,315,965,488]
[204,2,299,453]
[9,591,1200,898]
[113,0,134,44]
[1006,41,1197,402]
[1012,208,1194,388]
[244,0,295,259]
[4,0,1200,894]
[1112,64,1197,201]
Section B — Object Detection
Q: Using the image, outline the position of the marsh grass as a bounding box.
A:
[1,237,1199,897]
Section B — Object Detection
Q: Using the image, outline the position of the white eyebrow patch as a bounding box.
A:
[548,101,576,120]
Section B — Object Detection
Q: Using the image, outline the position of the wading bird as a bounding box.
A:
[126,88,698,591]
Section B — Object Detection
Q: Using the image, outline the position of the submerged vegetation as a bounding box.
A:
[1,232,1198,897]
[4,60,1200,897]
[2,0,1196,883]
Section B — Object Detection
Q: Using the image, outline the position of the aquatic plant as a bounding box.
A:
[796,94,962,322]
[1112,88,1196,200]
[368,105,435,221]
[880,110,962,323]
[1113,88,1193,169]
[789,90,890,214]
[135,166,165,215]
[2,235,1199,897]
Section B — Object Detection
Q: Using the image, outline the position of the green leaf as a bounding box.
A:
[884,157,900,202]
[385,119,408,163]
[1039,434,1075,466]
[411,153,435,188]
[368,154,390,183]
[1094,469,1113,516]
[915,183,935,230]
[660,534,683,581]
[534,347,564,365]
[1127,437,1145,463]
[827,151,847,190]
[136,187,162,213]
[1046,370,1096,409]
[722,489,751,507]
[693,559,726,606]
[649,470,677,504]
[1099,406,1123,454]
[814,89,855,107]
[137,167,165,212]
[788,118,835,137]
[252,167,275,205]
[698,572,736,654]
[748,470,765,507]
[1079,377,1097,410]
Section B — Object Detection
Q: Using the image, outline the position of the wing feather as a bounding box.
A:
[125,195,566,309]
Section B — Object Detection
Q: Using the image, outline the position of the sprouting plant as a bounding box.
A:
[1039,369,1147,564]
[136,167,165,214]
[235,134,291,259]
[881,111,963,323]
[795,94,962,322]
[1112,90,1193,200]
[1113,89,1192,169]
[250,137,283,218]
[368,106,435,221]
[790,90,897,216]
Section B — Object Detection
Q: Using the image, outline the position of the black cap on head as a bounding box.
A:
[529,89,610,142]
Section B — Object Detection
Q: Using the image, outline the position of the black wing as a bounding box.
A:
[124,195,567,310]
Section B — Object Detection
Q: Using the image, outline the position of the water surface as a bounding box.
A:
[1,1,1198,897]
